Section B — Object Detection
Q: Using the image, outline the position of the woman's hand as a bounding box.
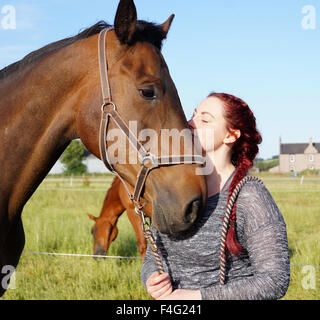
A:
[146,272,172,300]
[157,289,202,300]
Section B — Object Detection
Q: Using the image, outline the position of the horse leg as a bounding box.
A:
[0,217,25,297]
[89,178,126,256]
[126,208,147,258]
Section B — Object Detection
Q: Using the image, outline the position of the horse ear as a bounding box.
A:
[160,14,175,37]
[114,0,137,44]
[88,214,97,222]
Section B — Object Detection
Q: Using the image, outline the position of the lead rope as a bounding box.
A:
[144,229,165,274]
[137,209,165,274]
[219,175,265,285]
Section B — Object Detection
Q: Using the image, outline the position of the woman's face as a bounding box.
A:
[188,96,232,153]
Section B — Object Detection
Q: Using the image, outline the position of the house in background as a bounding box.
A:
[272,137,320,173]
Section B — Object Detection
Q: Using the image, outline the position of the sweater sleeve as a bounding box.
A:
[200,181,291,300]
[141,229,161,288]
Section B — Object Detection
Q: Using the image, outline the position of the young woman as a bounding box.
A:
[141,93,290,300]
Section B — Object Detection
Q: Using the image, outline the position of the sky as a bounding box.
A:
[1,0,319,159]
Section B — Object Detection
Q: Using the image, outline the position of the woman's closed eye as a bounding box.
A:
[202,116,212,123]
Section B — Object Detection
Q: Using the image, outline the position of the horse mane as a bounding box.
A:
[0,20,166,80]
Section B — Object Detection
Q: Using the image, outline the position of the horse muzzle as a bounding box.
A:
[152,194,203,234]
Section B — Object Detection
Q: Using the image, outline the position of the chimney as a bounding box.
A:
[309,137,313,145]
[279,137,282,155]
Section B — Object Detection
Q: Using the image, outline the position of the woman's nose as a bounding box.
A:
[188,118,195,129]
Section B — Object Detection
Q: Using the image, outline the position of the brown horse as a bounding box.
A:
[88,176,148,258]
[0,0,207,296]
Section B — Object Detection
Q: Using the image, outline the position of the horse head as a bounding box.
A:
[76,0,207,234]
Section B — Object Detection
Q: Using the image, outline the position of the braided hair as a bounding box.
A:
[208,93,262,257]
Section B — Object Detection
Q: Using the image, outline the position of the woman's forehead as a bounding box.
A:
[197,96,224,115]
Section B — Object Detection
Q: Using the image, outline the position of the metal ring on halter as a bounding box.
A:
[140,153,159,169]
[135,206,143,216]
[101,101,117,113]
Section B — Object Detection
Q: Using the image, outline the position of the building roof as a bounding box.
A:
[280,143,320,154]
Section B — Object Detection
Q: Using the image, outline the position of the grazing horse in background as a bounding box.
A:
[88,176,148,258]
[0,0,207,296]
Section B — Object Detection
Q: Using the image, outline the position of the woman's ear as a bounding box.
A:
[224,129,241,144]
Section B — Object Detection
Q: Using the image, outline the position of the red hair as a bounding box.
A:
[208,92,262,257]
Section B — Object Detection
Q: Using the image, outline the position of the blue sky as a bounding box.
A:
[1,0,319,159]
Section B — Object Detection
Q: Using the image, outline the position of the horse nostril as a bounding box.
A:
[183,196,202,224]
[94,247,106,257]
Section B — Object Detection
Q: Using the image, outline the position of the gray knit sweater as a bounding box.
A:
[141,172,291,300]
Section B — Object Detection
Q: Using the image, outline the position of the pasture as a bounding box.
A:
[2,173,320,300]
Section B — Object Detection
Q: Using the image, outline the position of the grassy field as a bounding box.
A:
[2,173,320,300]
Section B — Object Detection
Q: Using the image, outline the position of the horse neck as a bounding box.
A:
[0,37,98,218]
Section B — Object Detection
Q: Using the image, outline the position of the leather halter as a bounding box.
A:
[98,28,204,217]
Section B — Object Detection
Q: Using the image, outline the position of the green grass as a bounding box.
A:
[2,184,151,300]
[2,175,320,300]
[255,173,320,300]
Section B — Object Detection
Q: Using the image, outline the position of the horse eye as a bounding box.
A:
[138,87,156,100]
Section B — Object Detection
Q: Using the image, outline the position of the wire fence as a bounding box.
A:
[23,251,143,260]
[37,176,114,191]
[23,251,320,268]
[41,175,320,188]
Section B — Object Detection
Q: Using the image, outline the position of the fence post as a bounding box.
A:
[300,175,304,185]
